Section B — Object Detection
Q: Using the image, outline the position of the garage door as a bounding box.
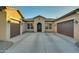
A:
[57,20,74,37]
[10,22,20,38]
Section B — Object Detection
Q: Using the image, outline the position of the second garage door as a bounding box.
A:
[10,22,20,38]
[57,20,74,37]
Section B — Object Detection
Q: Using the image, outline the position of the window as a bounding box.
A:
[27,23,33,29]
[30,23,33,29]
[49,24,52,29]
[27,24,30,29]
[46,23,52,29]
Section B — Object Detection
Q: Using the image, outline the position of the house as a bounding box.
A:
[0,6,24,42]
[23,8,79,43]
[53,8,79,43]
[23,15,55,32]
[0,6,79,43]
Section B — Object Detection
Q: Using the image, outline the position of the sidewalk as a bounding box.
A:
[0,40,13,53]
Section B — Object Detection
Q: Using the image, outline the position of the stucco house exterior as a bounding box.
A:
[23,8,79,43]
[0,6,79,44]
[53,8,79,43]
[0,6,24,42]
[23,15,55,32]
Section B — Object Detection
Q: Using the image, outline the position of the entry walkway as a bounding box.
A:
[5,33,79,53]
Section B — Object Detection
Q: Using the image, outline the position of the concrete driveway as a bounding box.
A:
[5,33,79,53]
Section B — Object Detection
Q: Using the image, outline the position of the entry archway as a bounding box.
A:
[37,23,42,32]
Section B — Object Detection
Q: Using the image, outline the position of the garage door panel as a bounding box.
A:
[57,20,74,37]
[10,23,20,38]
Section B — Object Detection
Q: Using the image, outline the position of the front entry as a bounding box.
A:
[37,23,42,32]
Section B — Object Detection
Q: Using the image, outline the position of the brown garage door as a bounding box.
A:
[57,20,74,37]
[10,22,20,38]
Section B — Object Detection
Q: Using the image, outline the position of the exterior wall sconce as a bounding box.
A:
[75,20,78,24]
[8,20,11,23]
[19,21,23,25]
[19,21,21,24]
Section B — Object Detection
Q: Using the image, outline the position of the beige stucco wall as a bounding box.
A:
[53,13,79,42]
[23,17,54,32]
[0,10,6,40]
[4,7,23,41]
[23,21,54,32]
[22,22,26,32]
[5,7,22,21]
[53,14,76,33]
[74,13,79,42]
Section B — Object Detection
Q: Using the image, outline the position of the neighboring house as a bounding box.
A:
[23,8,79,43]
[0,6,24,42]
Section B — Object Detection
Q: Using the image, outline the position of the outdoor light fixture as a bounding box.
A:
[75,20,78,24]
[19,21,23,25]
[8,20,11,23]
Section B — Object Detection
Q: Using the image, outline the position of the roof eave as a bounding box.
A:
[55,8,79,21]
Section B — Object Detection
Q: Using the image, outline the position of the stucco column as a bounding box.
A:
[34,22,37,32]
[20,20,23,39]
[74,14,79,42]
[6,20,10,41]
[42,22,45,32]
[54,23,57,33]
[0,11,6,41]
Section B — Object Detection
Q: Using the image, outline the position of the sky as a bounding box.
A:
[12,6,79,19]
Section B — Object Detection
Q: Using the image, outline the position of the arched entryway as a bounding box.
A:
[37,23,42,32]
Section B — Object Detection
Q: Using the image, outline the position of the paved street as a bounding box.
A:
[5,33,79,53]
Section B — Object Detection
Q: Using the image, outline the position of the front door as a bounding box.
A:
[37,23,42,32]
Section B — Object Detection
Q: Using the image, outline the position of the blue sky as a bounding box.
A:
[12,6,79,19]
